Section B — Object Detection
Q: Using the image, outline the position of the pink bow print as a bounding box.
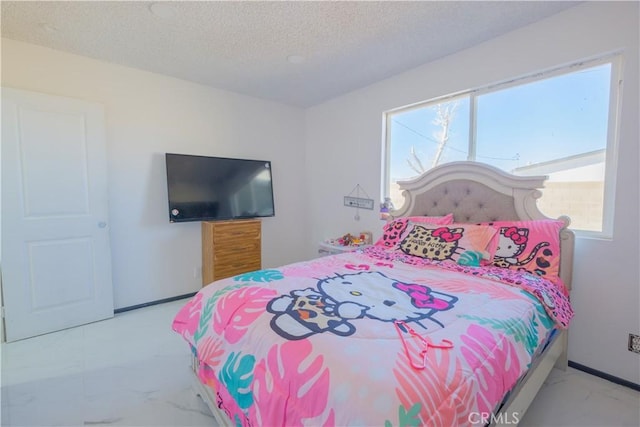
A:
[432,227,462,243]
[345,264,370,271]
[504,227,528,245]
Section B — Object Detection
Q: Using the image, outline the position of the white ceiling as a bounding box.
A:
[1,1,580,107]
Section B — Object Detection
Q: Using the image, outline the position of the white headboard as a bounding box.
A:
[390,161,574,290]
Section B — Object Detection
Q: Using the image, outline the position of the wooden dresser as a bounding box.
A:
[201,219,262,286]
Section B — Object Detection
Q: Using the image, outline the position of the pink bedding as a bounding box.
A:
[172,249,573,427]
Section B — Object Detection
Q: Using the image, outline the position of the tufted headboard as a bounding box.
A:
[390,161,575,290]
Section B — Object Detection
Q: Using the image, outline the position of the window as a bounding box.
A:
[384,57,620,236]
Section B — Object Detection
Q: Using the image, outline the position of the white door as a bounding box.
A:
[1,87,114,342]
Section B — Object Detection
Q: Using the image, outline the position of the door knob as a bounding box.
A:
[98,222,107,228]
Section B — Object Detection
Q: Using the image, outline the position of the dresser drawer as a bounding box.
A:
[212,221,260,243]
[214,260,262,281]
[213,241,260,263]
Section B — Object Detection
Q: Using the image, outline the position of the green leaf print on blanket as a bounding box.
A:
[458,315,540,356]
[385,403,422,427]
[520,290,554,329]
[219,351,256,410]
[458,290,555,357]
[234,269,284,282]
[193,283,248,344]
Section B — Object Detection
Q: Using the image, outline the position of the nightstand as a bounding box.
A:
[318,241,370,257]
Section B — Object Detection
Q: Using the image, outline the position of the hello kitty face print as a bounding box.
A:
[492,226,550,270]
[266,271,458,340]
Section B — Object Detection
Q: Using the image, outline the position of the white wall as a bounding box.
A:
[305,2,639,383]
[1,39,308,309]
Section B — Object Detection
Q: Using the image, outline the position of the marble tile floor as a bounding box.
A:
[1,299,638,427]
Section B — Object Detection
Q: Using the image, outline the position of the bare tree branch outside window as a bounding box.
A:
[406,101,459,175]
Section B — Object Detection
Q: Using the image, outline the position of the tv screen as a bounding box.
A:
[165,153,275,222]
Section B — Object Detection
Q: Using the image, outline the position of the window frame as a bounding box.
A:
[383,54,622,238]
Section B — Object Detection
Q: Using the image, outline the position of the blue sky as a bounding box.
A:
[389,63,611,181]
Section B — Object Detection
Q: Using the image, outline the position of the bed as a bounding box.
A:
[172,161,575,427]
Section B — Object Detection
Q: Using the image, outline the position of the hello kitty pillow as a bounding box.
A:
[481,219,565,281]
[398,223,498,266]
[374,214,454,248]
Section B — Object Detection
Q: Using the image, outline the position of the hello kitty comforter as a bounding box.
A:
[172,249,573,427]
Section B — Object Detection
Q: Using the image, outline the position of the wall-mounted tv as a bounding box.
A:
[165,153,275,222]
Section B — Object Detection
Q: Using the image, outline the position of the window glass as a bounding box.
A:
[385,61,615,233]
[475,64,611,231]
[387,98,469,207]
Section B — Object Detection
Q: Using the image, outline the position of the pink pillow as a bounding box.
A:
[481,219,564,281]
[398,223,498,265]
[374,214,453,248]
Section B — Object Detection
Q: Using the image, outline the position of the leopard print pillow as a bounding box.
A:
[398,223,498,264]
[374,214,454,248]
[399,226,463,261]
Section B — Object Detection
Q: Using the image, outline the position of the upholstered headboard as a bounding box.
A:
[390,161,575,290]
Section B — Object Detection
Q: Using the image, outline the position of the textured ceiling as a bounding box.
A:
[1,1,579,107]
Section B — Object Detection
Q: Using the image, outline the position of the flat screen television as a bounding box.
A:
[165,153,275,222]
